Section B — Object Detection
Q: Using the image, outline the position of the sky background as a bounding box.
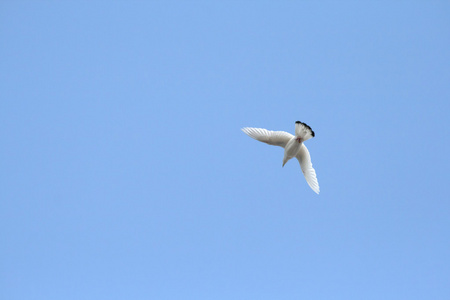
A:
[1,1,450,299]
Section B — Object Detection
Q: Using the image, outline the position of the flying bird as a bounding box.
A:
[242,121,320,194]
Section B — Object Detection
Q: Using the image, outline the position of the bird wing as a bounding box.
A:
[296,144,320,194]
[242,127,294,148]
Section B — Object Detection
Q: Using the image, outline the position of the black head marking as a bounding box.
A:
[296,120,315,137]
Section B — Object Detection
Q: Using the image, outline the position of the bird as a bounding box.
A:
[241,121,320,194]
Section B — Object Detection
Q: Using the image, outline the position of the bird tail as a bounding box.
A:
[295,121,315,141]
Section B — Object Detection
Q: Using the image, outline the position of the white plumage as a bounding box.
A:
[242,121,320,194]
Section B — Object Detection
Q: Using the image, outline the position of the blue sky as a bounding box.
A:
[1,1,450,299]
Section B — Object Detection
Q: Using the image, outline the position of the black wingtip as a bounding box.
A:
[296,120,315,137]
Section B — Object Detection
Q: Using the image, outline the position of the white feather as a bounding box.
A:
[242,123,320,194]
[296,144,320,194]
[241,127,293,147]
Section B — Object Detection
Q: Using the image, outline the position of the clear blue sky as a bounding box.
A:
[1,1,450,299]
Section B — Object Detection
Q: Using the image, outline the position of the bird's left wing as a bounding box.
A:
[241,127,293,148]
[296,144,320,194]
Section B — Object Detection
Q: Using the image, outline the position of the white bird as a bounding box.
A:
[242,121,320,194]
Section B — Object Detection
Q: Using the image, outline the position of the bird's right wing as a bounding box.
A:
[296,144,320,194]
[241,127,294,148]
